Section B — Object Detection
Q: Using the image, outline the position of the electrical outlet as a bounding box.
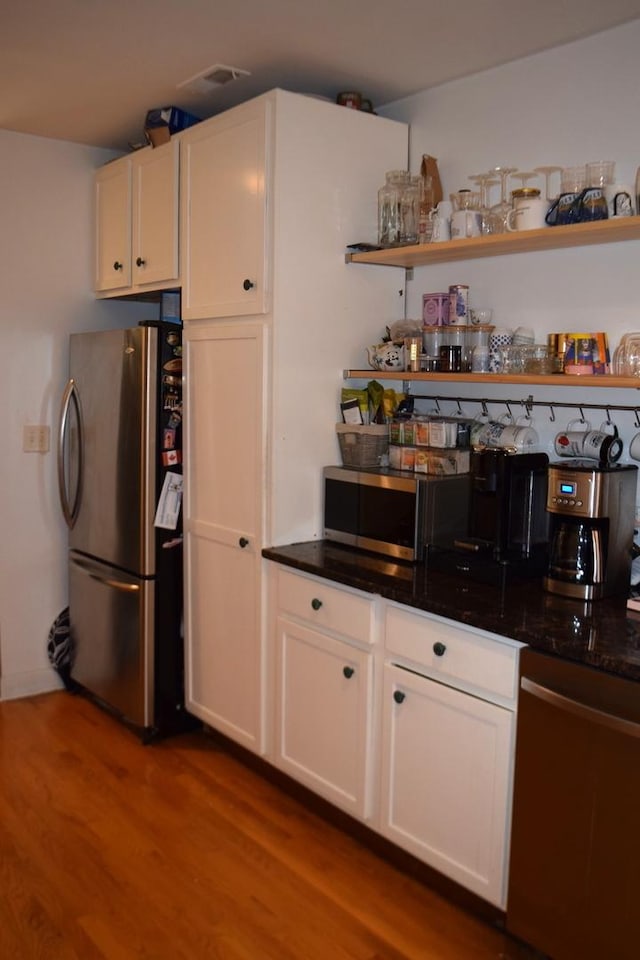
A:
[23,425,50,453]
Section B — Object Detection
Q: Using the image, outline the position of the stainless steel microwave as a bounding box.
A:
[323,466,470,562]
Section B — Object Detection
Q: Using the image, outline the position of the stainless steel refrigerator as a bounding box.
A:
[58,321,194,740]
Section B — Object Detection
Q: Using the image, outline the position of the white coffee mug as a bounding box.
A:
[450,209,481,240]
[430,201,452,242]
[630,432,640,461]
[479,415,538,451]
[506,197,548,232]
[604,183,634,217]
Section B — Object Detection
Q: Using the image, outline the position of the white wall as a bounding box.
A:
[378,20,640,501]
[0,130,147,700]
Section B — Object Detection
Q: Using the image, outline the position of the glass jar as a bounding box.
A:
[399,174,420,244]
[378,170,404,246]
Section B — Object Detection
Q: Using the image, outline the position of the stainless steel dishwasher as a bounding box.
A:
[506,646,640,960]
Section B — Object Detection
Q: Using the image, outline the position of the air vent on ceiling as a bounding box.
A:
[178,63,251,95]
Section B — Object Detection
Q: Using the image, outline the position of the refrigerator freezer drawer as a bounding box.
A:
[69,551,153,728]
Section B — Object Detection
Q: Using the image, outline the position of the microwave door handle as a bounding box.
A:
[57,378,83,528]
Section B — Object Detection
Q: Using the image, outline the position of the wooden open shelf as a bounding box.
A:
[345,216,640,268]
[343,370,640,389]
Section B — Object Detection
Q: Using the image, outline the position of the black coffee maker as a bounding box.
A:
[428,449,550,584]
[544,461,638,600]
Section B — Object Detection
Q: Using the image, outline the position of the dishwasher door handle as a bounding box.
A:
[522,676,640,740]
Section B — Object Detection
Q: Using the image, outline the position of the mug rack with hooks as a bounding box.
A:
[407,392,640,427]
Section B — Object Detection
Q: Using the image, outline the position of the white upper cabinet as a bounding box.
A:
[180,99,268,320]
[95,139,179,296]
[95,157,131,291]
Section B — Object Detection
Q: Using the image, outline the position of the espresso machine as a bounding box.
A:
[428,449,550,584]
[544,461,638,600]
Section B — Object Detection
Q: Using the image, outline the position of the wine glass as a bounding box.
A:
[489,166,517,233]
[511,171,540,193]
[534,166,563,202]
[469,173,500,234]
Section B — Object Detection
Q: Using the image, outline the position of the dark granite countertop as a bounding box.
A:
[262,540,640,683]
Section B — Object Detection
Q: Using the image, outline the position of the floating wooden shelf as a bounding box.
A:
[343,370,640,389]
[345,217,640,268]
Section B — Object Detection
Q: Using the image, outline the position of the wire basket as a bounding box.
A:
[336,423,389,468]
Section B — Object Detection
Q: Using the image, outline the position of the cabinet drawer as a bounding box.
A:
[384,603,520,702]
[276,568,375,645]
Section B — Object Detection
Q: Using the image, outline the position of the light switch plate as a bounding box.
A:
[23,425,50,453]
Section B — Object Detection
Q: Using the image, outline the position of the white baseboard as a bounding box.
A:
[1,667,62,701]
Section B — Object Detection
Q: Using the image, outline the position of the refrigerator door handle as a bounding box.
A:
[89,574,140,593]
[58,378,83,528]
[72,555,141,593]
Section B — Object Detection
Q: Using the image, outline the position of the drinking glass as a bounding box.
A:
[511,171,540,193]
[489,167,518,233]
[534,166,562,202]
[469,173,500,234]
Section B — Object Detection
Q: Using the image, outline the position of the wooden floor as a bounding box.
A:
[0,692,538,960]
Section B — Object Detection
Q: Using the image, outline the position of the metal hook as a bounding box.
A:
[635,409,640,429]
[505,401,513,419]
[605,407,613,426]
[518,400,531,422]
[433,397,441,413]
[481,400,489,417]
[548,404,556,422]
[579,407,586,424]
[456,399,463,415]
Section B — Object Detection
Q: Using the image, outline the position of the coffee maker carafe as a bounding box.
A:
[544,461,638,600]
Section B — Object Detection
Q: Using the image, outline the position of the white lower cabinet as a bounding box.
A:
[273,568,376,819]
[380,661,514,908]
[268,563,521,908]
[276,618,373,818]
[379,602,520,908]
[183,322,266,753]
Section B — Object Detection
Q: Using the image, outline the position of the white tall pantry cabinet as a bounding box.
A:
[181,90,408,752]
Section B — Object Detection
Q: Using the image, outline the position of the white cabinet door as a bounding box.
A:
[95,157,131,291]
[275,616,373,819]
[131,140,179,287]
[180,99,268,320]
[183,322,266,753]
[380,662,514,907]
[95,141,179,294]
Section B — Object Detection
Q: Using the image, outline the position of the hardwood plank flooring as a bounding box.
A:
[0,692,537,959]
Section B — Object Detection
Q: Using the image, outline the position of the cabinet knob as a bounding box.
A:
[135,257,146,267]
[243,278,255,291]
[311,598,322,611]
[393,690,406,704]
[433,641,447,657]
[343,666,355,679]
[238,537,249,548]
[113,261,123,271]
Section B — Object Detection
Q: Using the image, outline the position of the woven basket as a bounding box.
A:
[336,423,389,468]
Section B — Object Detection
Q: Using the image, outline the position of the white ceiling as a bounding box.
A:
[3,0,640,151]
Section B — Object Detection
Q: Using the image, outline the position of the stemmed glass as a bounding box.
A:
[534,165,563,202]
[489,166,518,233]
[469,173,500,234]
[511,171,540,192]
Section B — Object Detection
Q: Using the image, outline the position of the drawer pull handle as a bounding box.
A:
[113,260,123,271]
[311,598,322,611]
[433,641,447,657]
[393,690,406,704]
[343,666,354,679]
[238,537,249,548]
[136,256,146,267]
[243,278,255,291]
